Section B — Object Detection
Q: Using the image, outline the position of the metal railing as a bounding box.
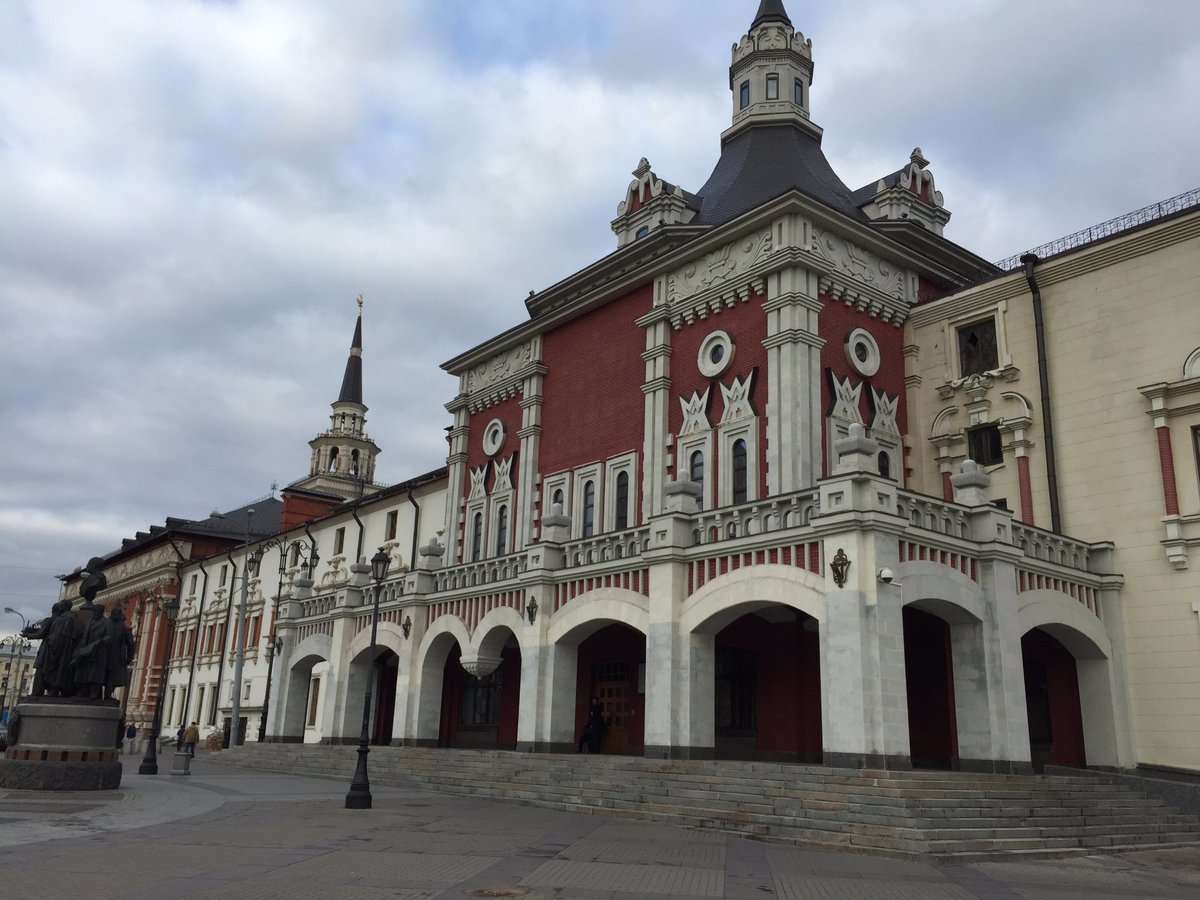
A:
[994,186,1200,272]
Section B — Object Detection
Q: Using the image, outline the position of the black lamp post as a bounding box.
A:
[258,539,317,743]
[345,547,390,810]
[138,595,181,775]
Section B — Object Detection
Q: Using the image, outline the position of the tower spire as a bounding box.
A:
[751,0,792,29]
[338,296,364,404]
[292,298,382,502]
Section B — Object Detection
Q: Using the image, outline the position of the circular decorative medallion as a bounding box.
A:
[844,327,880,377]
[481,418,506,456]
[697,330,734,377]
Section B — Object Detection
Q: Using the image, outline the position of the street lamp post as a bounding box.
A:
[227,544,262,750]
[3,607,29,633]
[345,547,390,810]
[258,540,317,743]
[2,634,32,719]
[138,595,181,775]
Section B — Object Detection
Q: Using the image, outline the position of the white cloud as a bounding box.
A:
[1,0,1197,612]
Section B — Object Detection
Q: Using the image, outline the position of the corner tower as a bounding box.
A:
[725,0,818,145]
[294,299,382,501]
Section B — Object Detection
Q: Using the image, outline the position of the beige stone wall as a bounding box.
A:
[907,211,1200,770]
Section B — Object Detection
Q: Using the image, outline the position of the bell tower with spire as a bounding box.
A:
[291,299,382,502]
[724,0,819,145]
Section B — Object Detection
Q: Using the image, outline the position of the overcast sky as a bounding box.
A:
[2,0,1198,635]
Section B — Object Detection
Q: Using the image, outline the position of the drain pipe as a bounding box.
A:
[351,505,365,566]
[1021,253,1063,534]
[185,558,210,726]
[408,488,421,576]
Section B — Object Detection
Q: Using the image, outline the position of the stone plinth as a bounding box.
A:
[0,699,122,790]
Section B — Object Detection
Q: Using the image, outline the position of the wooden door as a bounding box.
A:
[595,660,630,754]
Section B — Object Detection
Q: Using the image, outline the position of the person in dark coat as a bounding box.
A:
[577,697,607,753]
[103,607,136,701]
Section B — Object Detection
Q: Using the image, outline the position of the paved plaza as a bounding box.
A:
[1,752,1199,899]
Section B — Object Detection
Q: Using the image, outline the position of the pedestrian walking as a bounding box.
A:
[124,722,137,755]
[576,697,607,753]
[183,721,200,758]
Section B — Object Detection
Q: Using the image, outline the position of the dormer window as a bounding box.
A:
[766,74,779,101]
[794,78,804,106]
[739,81,750,109]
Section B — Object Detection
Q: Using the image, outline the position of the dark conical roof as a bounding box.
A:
[752,0,792,28]
[336,312,363,404]
[693,124,865,227]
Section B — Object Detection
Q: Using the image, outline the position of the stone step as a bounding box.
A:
[210,746,1200,861]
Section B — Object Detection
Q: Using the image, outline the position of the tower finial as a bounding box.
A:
[356,295,363,316]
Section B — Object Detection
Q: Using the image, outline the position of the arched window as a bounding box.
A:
[552,488,564,508]
[690,451,705,508]
[615,471,630,531]
[495,506,508,556]
[582,481,596,537]
[732,439,748,505]
[349,449,360,476]
[471,513,483,562]
[878,451,892,480]
[327,446,339,473]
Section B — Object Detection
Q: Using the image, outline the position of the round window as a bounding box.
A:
[697,330,734,377]
[844,328,881,377]
[481,418,506,456]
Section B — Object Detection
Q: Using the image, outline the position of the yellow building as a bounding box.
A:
[907,191,1200,772]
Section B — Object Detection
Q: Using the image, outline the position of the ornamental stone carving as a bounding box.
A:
[810,228,907,301]
[460,653,503,678]
[667,231,774,306]
[466,341,534,395]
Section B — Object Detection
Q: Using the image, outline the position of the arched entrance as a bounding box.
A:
[713,609,821,762]
[575,624,645,754]
[341,645,401,746]
[903,606,958,769]
[280,652,329,744]
[438,639,522,749]
[1022,628,1085,770]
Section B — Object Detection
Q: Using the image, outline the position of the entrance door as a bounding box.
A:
[594,660,630,754]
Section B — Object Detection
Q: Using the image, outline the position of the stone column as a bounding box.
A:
[762,260,824,495]
[637,293,673,520]
[393,538,442,746]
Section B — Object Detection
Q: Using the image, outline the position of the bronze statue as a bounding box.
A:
[103,607,136,701]
[72,603,109,700]
[26,599,83,697]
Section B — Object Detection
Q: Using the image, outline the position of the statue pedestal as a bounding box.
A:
[0,699,122,790]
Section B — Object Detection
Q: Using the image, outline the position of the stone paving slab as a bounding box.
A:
[2,753,1200,899]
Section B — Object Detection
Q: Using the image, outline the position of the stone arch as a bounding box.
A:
[1018,591,1125,768]
[279,634,332,743]
[472,606,528,659]
[896,563,985,625]
[547,589,650,646]
[895,563,988,768]
[339,623,406,742]
[411,618,472,744]
[1184,346,1200,379]
[680,566,824,636]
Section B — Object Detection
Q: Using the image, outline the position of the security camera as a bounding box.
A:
[878,568,895,584]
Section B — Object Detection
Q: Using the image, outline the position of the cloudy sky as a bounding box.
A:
[2,0,1198,634]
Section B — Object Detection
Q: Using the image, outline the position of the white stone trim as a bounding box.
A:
[845,328,881,377]
[481,418,506,456]
[571,463,604,539]
[604,452,638,532]
[697,330,735,378]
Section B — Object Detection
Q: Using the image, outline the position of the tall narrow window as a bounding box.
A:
[615,471,630,531]
[552,488,564,507]
[958,319,999,376]
[732,439,748,504]
[349,448,360,476]
[334,527,345,555]
[739,80,750,109]
[495,505,508,556]
[690,451,705,508]
[385,510,398,541]
[794,78,804,106]
[471,513,483,562]
[582,481,596,537]
[765,73,779,100]
[219,565,228,587]
[307,679,321,727]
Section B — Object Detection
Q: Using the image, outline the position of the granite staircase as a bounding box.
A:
[209,744,1200,863]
